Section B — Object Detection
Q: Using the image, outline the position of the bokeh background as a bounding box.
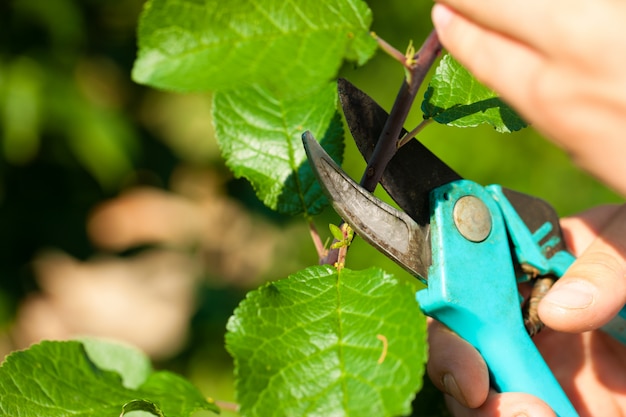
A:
[1,0,621,415]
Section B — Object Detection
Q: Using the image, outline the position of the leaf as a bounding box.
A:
[226,265,428,417]
[0,340,219,417]
[1,57,43,164]
[329,223,345,241]
[67,105,138,190]
[80,337,153,390]
[422,54,527,133]
[213,82,344,215]
[132,0,377,96]
[132,0,375,214]
[122,399,164,417]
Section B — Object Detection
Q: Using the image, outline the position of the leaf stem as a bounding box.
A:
[372,32,412,71]
[397,119,433,149]
[308,218,327,260]
[215,400,239,412]
[320,30,442,266]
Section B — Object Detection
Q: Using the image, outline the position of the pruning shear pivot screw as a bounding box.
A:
[453,196,492,243]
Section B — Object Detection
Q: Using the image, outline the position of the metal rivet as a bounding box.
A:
[453,196,492,242]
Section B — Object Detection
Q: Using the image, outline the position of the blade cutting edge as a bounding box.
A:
[303,132,431,281]
[338,78,462,226]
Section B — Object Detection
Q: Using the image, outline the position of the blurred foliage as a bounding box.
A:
[0,0,621,415]
[1,0,145,307]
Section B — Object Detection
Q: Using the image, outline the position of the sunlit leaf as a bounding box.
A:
[329,223,345,241]
[80,337,153,390]
[132,0,376,96]
[422,54,527,133]
[226,265,428,417]
[213,82,343,215]
[0,340,219,417]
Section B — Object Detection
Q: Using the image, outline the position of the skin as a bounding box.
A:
[428,2,626,415]
[431,0,626,198]
[428,205,626,416]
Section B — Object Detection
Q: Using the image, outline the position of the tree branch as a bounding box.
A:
[359,29,442,192]
[319,30,442,266]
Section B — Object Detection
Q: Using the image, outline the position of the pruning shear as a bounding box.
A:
[303,79,626,417]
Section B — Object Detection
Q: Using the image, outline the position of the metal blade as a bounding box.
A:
[303,132,431,280]
[338,78,462,226]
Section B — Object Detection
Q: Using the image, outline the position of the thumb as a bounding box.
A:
[539,204,626,333]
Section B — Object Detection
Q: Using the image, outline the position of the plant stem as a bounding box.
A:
[215,400,239,412]
[308,218,327,259]
[372,32,412,70]
[319,30,442,266]
[359,29,442,192]
[319,221,347,266]
[397,118,433,149]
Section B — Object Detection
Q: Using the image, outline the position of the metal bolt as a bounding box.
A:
[453,195,492,242]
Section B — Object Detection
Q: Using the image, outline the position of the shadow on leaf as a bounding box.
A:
[276,112,345,216]
[422,86,528,133]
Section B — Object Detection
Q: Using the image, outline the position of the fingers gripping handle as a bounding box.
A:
[488,184,626,344]
[417,180,578,417]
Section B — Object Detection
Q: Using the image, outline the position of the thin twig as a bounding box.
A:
[319,30,443,266]
[320,239,340,265]
[372,32,412,70]
[397,119,433,149]
[308,218,327,260]
[215,400,239,412]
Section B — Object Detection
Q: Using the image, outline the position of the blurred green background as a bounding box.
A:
[0,0,621,415]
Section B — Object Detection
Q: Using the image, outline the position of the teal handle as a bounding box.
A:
[522,248,626,343]
[418,180,578,416]
[418,291,577,416]
[490,184,626,344]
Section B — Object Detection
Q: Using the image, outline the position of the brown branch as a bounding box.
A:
[319,30,442,266]
[360,29,442,192]
[308,219,327,260]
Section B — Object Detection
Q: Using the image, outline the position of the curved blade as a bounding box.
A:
[338,78,462,226]
[303,132,431,280]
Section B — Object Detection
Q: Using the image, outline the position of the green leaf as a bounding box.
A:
[0,340,219,417]
[132,0,377,96]
[213,82,343,215]
[80,337,153,390]
[1,57,43,164]
[121,399,164,417]
[422,54,527,133]
[67,106,138,190]
[226,265,428,417]
[329,223,345,241]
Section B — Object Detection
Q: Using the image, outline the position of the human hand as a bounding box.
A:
[430,0,626,197]
[427,204,626,416]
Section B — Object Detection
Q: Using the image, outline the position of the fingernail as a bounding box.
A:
[431,4,454,30]
[442,373,467,406]
[542,280,595,309]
